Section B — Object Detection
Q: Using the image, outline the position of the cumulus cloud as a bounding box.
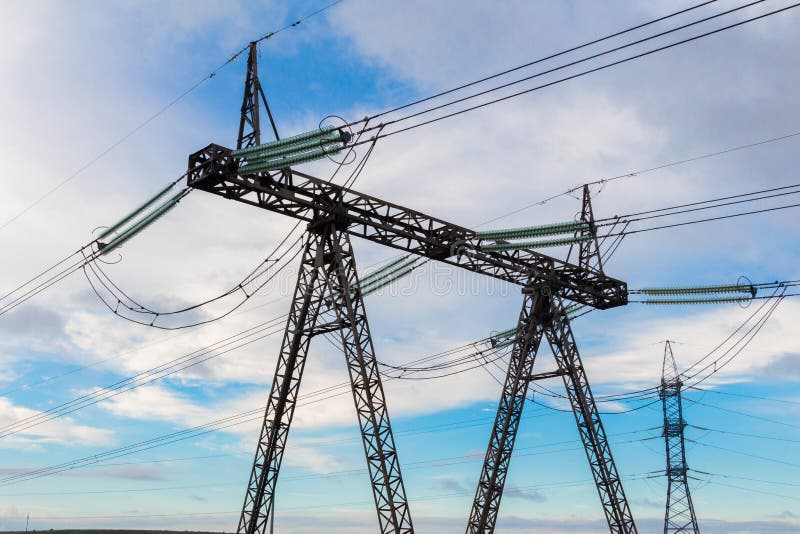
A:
[2,1,800,530]
[0,396,114,448]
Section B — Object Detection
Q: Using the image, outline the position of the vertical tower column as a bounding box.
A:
[237,220,414,534]
[326,224,415,534]
[237,227,330,534]
[545,307,637,534]
[661,341,700,533]
[466,289,546,533]
[467,286,637,534]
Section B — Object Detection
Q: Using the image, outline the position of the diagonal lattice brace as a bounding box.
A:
[325,223,415,534]
[237,221,414,534]
[237,42,280,151]
[466,290,546,533]
[545,305,637,534]
[237,228,330,534]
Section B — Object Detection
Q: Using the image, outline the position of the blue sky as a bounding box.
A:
[1,1,800,532]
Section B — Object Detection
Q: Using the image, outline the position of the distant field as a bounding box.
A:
[0,531,224,534]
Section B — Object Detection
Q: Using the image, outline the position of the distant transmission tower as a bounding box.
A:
[660,341,700,533]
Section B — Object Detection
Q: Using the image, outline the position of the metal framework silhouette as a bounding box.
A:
[186,42,635,534]
[660,341,700,533]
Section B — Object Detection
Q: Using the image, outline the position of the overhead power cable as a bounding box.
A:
[689,424,800,444]
[683,396,800,430]
[82,232,304,330]
[600,199,800,239]
[4,296,783,487]
[362,0,720,122]
[349,1,797,146]
[689,387,800,406]
[596,182,800,224]
[0,177,190,318]
[0,0,345,233]
[479,129,800,228]
[9,470,663,520]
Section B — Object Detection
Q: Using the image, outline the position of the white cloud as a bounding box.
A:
[2,2,800,528]
[0,397,114,448]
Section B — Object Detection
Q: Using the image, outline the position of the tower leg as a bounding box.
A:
[544,307,637,534]
[466,290,546,533]
[238,222,414,534]
[237,230,329,534]
[326,226,415,534]
[467,287,637,534]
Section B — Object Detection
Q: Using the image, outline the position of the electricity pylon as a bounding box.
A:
[467,187,637,534]
[186,43,631,533]
[661,341,700,533]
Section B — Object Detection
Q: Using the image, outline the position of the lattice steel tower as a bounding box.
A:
[660,341,700,533]
[187,43,634,534]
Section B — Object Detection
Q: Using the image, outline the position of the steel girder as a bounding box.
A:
[661,343,700,534]
[467,288,637,534]
[466,291,545,532]
[237,222,413,534]
[546,303,637,534]
[186,144,627,310]
[325,224,414,533]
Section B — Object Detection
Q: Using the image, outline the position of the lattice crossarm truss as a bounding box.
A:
[237,230,329,534]
[324,225,415,534]
[186,146,627,309]
[545,308,638,534]
[466,291,545,533]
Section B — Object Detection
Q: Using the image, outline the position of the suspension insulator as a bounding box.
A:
[638,284,753,296]
[97,182,176,241]
[239,145,344,174]
[481,234,591,252]
[231,126,339,157]
[357,256,416,288]
[241,132,345,162]
[361,264,418,296]
[100,190,188,255]
[477,221,590,241]
[642,297,753,305]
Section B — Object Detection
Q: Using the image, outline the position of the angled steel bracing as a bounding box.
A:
[546,305,637,533]
[467,290,545,532]
[661,342,700,534]
[325,224,414,533]
[237,42,280,150]
[467,185,635,534]
[576,184,604,274]
[237,222,413,534]
[466,287,637,534]
[189,45,632,534]
[237,229,328,534]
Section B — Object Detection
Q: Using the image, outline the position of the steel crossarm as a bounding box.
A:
[466,290,545,533]
[545,306,637,534]
[186,144,627,310]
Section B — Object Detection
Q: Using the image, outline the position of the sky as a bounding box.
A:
[1,0,800,532]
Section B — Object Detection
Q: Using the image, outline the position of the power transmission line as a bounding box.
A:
[349,1,797,146]
[361,0,720,122]
[479,129,800,228]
